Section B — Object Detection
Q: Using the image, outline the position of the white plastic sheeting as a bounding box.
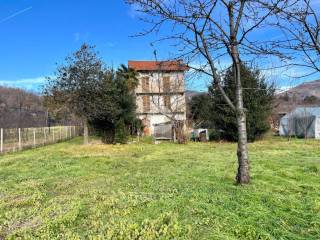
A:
[279,107,320,139]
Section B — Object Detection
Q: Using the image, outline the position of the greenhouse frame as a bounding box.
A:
[279,107,320,139]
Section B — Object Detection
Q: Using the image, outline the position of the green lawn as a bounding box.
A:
[0,137,319,239]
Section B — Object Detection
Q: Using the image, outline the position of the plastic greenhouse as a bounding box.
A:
[279,107,320,139]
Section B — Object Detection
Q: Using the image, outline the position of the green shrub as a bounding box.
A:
[209,129,221,141]
[114,118,129,144]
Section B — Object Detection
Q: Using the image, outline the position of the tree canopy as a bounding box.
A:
[191,64,275,142]
[44,43,138,144]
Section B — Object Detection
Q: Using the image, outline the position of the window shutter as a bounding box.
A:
[163,76,170,92]
[164,95,171,109]
[143,96,150,112]
[142,77,150,92]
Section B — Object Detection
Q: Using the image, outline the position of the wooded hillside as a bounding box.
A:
[274,80,320,115]
[0,86,46,128]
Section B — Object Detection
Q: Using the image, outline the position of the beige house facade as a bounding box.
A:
[128,60,188,135]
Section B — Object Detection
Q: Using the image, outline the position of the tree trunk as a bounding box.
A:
[102,128,115,144]
[83,118,89,145]
[234,60,250,184]
[174,121,186,144]
[236,109,250,184]
[226,2,250,184]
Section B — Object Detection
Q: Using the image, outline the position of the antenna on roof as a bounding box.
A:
[153,50,158,62]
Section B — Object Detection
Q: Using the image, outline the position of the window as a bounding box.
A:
[164,95,171,109]
[143,96,150,112]
[142,77,150,92]
[163,76,170,92]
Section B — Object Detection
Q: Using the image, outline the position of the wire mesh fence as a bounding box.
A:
[0,126,82,154]
[153,123,173,140]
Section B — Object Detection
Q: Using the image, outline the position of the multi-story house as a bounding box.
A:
[128,60,188,135]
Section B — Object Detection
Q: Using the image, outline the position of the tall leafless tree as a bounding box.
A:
[275,0,320,76]
[0,86,47,128]
[126,0,296,184]
[149,56,188,144]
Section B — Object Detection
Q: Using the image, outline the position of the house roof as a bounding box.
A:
[128,60,189,72]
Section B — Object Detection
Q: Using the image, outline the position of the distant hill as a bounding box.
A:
[186,81,320,116]
[274,80,320,115]
[0,86,46,128]
[185,90,206,102]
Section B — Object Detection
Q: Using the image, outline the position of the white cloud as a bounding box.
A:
[275,85,293,94]
[0,76,47,92]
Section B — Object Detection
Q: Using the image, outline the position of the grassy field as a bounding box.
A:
[0,137,319,239]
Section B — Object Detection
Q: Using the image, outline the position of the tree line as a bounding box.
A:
[0,86,47,128]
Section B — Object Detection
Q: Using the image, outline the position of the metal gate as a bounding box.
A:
[153,122,172,140]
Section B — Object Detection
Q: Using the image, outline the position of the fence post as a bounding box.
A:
[33,128,36,147]
[0,128,3,153]
[18,128,21,150]
[0,126,79,153]
[43,127,46,144]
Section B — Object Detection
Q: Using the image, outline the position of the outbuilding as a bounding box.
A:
[279,107,320,139]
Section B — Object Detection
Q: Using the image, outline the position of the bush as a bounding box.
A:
[209,129,221,141]
[114,118,129,144]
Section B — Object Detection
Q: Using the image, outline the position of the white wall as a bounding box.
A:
[138,113,186,135]
[315,118,320,139]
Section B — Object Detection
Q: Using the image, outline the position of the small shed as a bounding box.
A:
[279,107,320,139]
[153,122,173,140]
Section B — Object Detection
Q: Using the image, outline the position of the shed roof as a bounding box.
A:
[128,60,189,71]
[284,107,320,118]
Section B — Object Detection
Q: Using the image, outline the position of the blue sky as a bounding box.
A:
[0,0,180,92]
[0,0,319,93]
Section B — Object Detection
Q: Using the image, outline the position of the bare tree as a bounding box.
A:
[126,0,295,184]
[0,86,47,129]
[296,107,314,139]
[150,57,188,144]
[275,0,320,76]
[132,59,187,143]
[287,111,294,140]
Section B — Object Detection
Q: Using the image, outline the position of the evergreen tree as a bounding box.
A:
[189,93,212,128]
[44,43,103,144]
[114,118,129,144]
[45,44,138,144]
[88,69,137,144]
[192,64,274,142]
